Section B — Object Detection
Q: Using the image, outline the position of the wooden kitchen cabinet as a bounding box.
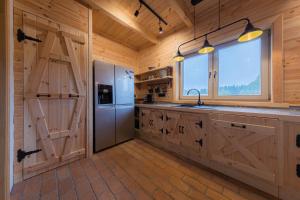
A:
[180,113,207,158]
[209,114,279,185]
[164,111,182,145]
[150,110,164,138]
[281,122,300,199]
[139,108,152,134]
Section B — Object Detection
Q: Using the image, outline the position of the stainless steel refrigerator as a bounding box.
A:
[93,60,134,152]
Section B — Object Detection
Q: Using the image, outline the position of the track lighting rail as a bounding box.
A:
[138,0,168,25]
[176,18,250,52]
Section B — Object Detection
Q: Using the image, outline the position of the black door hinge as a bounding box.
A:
[296,134,300,148]
[297,164,300,178]
[17,29,42,43]
[17,149,42,162]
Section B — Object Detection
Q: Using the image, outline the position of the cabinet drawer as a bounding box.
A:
[210,113,279,127]
[209,116,279,184]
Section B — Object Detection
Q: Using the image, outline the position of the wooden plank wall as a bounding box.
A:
[92,33,139,72]
[13,0,89,184]
[138,0,300,104]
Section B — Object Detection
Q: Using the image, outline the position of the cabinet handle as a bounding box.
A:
[165,129,170,135]
[195,121,203,128]
[195,139,203,147]
[231,123,246,129]
[296,134,300,148]
[159,115,163,121]
[166,115,171,121]
[297,164,300,178]
[36,94,51,98]
[160,128,164,134]
[141,112,145,116]
[178,126,184,134]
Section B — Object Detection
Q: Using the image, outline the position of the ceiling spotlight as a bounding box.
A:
[134,3,142,17]
[159,27,163,34]
[159,20,163,34]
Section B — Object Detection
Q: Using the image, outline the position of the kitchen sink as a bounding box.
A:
[174,104,196,107]
[174,104,216,110]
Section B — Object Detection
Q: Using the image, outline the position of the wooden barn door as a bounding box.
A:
[22,12,87,179]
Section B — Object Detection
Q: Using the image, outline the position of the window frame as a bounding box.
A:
[213,31,270,100]
[179,30,270,101]
[179,52,213,100]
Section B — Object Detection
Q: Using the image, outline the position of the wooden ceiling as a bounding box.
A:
[78,0,218,50]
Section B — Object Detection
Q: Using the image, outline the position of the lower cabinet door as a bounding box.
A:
[209,118,278,184]
[282,122,300,199]
[151,110,164,138]
[180,114,207,158]
[164,111,182,145]
[140,109,152,134]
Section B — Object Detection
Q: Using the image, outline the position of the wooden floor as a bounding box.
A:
[11,139,276,200]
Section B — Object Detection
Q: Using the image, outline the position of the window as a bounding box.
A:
[180,31,270,101]
[181,54,210,98]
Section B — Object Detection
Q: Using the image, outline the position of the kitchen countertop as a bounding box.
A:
[136,103,300,122]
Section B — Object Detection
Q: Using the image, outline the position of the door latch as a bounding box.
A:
[195,120,203,128]
[195,139,203,147]
[296,134,300,148]
[17,29,42,43]
[17,149,42,163]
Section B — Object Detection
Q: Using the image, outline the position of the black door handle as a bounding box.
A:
[165,129,170,135]
[159,115,163,120]
[166,115,171,121]
[195,121,203,128]
[36,94,51,98]
[195,139,203,147]
[160,128,164,134]
[69,94,80,98]
[231,123,246,129]
[141,112,145,116]
[178,126,184,134]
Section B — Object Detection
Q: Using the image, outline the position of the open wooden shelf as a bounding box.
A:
[135,66,172,77]
[134,76,173,84]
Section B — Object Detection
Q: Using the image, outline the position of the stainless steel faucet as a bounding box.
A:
[187,89,204,106]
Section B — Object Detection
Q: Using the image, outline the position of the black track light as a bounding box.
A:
[134,3,142,17]
[159,27,163,34]
[158,20,163,34]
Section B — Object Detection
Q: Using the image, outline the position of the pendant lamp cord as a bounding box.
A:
[218,0,221,29]
[193,6,196,39]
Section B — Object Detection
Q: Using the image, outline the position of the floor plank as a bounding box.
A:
[11,139,277,200]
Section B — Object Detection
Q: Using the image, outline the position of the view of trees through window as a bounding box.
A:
[181,37,266,99]
[182,54,209,96]
[217,38,262,96]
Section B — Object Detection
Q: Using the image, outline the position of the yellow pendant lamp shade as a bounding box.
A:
[174,50,184,62]
[198,38,215,54]
[238,21,263,42]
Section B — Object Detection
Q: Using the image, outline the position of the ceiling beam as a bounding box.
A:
[78,0,159,44]
[166,0,193,27]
